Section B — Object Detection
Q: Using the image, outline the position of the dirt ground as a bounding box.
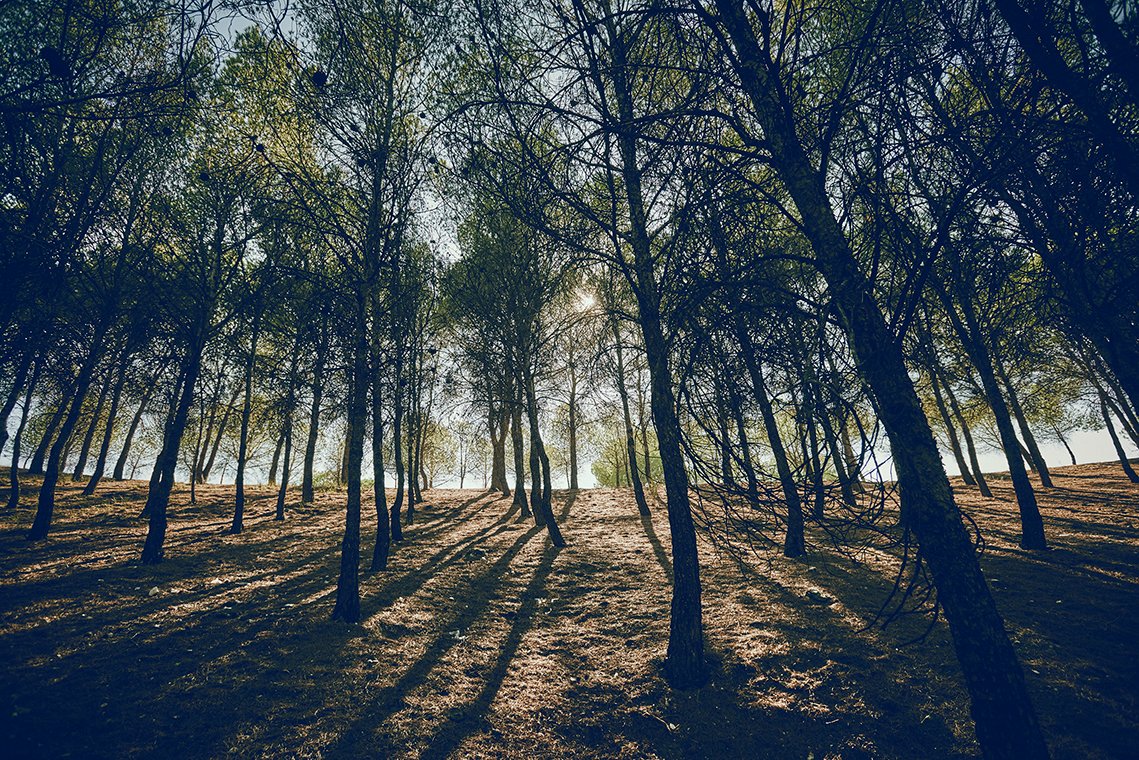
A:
[0,462,1136,759]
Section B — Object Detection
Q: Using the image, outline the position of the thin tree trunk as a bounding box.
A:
[231,316,261,535]
[71,369,113,481]
[84,357,129,495]
[568,370,579,490]
[28,324,108,540]
[993,353,1052,487]
[370,334,390,571]
[735,317,804,555]
[611,312,650,515]
[0,350,34,458]
[267,426,285,487]
[1100,394,1139,483]
[7,362,42,509]
[114,384,154,480]
[940,368,993,497]
[202,387,240,484]
[29,394,70,475]
[939,282,1046,548]
[390,354,405,542]
[930,366,976,485]
[509,389,529,517]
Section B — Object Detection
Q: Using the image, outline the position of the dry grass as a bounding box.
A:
[0,462,1136,758]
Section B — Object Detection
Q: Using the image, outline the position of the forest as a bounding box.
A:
[1,0,1138,757]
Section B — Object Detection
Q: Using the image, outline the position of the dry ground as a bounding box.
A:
[0,462,1136,759]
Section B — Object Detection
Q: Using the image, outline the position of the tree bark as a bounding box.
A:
[710,4,1046,752]
[141,333,205,564]
[331,296,368,623]
[370,326,390,571]
[611,312,650,515]
[231,315,261,535]
[28,324,107,539]
[7,361,42,509]
[113,383,154,480]
[84,356,129,495]
[735,317,804,555]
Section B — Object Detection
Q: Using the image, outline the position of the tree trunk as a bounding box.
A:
[390,356,405,542]
[993,354,1053,487]
[568,370,579,490]
[1100,394,1139,483]
[331,296,368,623]
[604,22,704,685]
[83,357,129,495]
[929,366,976,485]
[940,285,1046,548]
[509,390,529,517]
[370,330,390,571]
[28,325,107,540]
[611,312,650,515]
[710,5,1047,752]
[113,384,154,481]
[940,369,993,497]
[140,335,205,564]
[231,316,261,535]
[730,389,760,506]
[735,317,804,554]
[275,411,293,519]
[0,350,34,458]
[7,361,42,509]
[302,328,327,504]
[29,393,70,475]
[489,395,510,494]
[267,426,285,487]
[202,387,240,484]
[71,369,113,481]
[523,365,564,545]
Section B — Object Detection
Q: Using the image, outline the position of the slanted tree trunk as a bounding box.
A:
[113,384,154,481]
[84,357,130,495]
[735,316,804,555]
[71,368,114,481]
[993,354,1053,487]
[710,5,1046,752]
[7,361,42,509]
[267,427,285,487]
[202,387,240,484]
[0,350,34,458]
[939,368,993,497]
[939,284,1046,548]
[141,325,206,564]
[1100,394,1139,483]
[29,393,70,475]
[28,322,109,540]
[929,365,976,485]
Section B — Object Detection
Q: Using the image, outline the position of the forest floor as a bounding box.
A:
[0,462,1136,759]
